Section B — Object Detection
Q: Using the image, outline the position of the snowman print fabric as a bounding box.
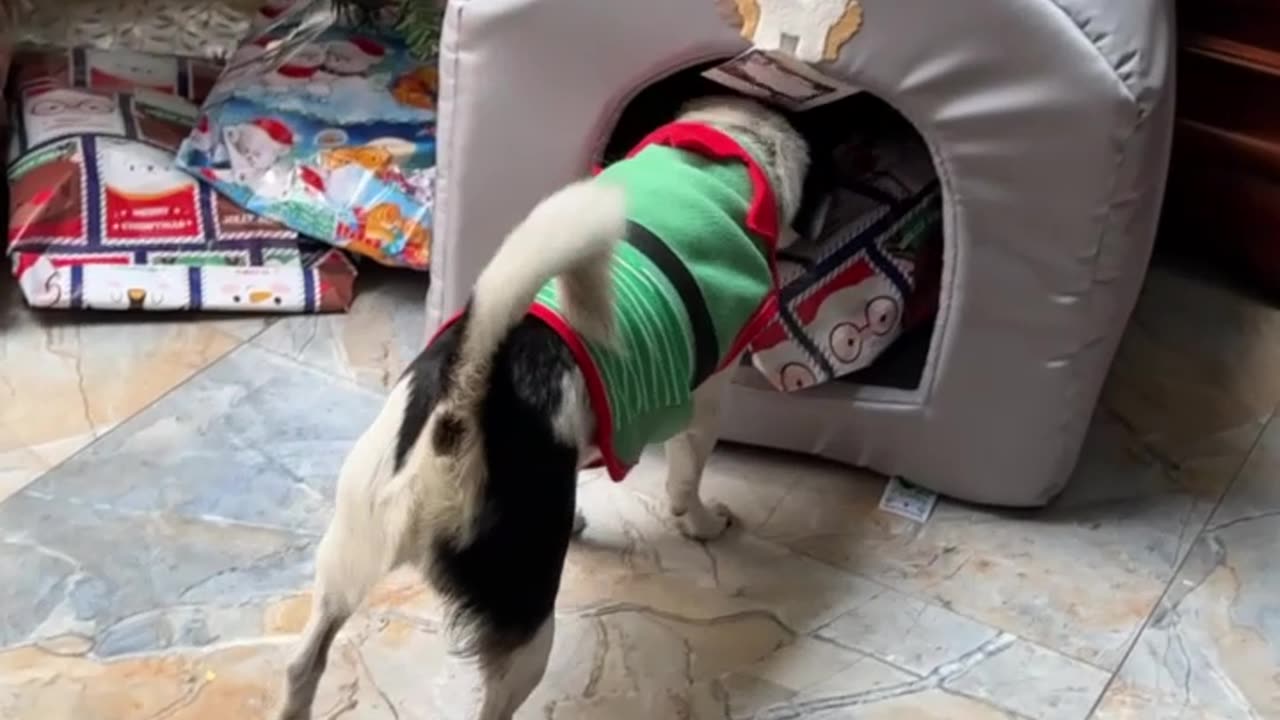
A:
[747,120,943,391]
[5,46,357,313]
[176,0,438,270]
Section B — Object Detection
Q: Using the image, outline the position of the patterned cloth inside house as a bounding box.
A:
[747,107,942,391]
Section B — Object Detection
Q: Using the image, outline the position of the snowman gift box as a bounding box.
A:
[5,46,357,314]
[177,10,438,271]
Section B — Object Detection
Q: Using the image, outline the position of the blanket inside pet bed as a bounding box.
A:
[603,65,943,392]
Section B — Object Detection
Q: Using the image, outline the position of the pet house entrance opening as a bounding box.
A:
[602,62,943,392]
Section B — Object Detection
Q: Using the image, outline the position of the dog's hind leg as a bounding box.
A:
[665,369,734,540]
[277,386,419,720]
[276,496,403,720]
[432,486,569,720]
[275,526,358,720]
[441,616,555,720]
[429,395,578,718]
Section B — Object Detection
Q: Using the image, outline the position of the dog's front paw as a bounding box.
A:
[674,501,733,541]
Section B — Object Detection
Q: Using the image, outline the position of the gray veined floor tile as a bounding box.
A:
[1093,412,1280,720]
[252,268,428,391]
[0,491,316,655]
[0,276,268,504]
[24,343,384,535]
[745,405,1256,672]
[814,588,1109,720]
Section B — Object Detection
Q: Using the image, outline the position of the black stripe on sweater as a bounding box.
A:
[624,220,719,389]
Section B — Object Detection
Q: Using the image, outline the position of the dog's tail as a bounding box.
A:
[419,179,625,543]
[451,178,626,403]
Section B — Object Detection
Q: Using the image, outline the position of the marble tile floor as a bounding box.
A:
[0,262,1277,719]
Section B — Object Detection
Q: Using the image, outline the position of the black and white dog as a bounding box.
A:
[276,96,810,720]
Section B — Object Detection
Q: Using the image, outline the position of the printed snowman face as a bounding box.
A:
[324,40,382,75]
[778,361,819,391]
[107,281,169,310]
[826,293,900,364]
[205,268,302,311]
[82,266,185,311]
[85,49,175,92]
[24,89,123,146]
[746,334,821,392]
[100,142,193,197]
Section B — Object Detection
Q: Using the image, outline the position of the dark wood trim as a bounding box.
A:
[1167,2,1280,291]
[1178,119,1280,178]
[1184,33,1280,77]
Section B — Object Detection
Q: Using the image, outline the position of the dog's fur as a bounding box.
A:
[276,96,810,720]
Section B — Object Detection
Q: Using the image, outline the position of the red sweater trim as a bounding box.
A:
[528,304,630,481]
[627,121,781,243]
[427,308,630,481]
[427,310,463,345]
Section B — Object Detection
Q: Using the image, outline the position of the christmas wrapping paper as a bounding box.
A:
[177,0,436,270]
[6,46,357,312]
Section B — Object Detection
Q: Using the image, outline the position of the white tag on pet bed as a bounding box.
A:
[703,48,860,111]
[878,476,938,523]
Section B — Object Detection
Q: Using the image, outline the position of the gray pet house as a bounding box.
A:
[425,0,1176,506]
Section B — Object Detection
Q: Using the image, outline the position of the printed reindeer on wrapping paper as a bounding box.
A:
[716,0,864,63]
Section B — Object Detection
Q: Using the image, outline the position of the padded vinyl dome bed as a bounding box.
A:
[426,0,1176,506]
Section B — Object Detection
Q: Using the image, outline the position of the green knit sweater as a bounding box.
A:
[529,123,780,480]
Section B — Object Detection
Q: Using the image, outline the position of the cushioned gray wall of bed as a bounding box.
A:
[426,0,1176,506]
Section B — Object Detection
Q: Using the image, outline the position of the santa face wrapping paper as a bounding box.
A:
[5,46,357,313]
[176,1,437,270]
